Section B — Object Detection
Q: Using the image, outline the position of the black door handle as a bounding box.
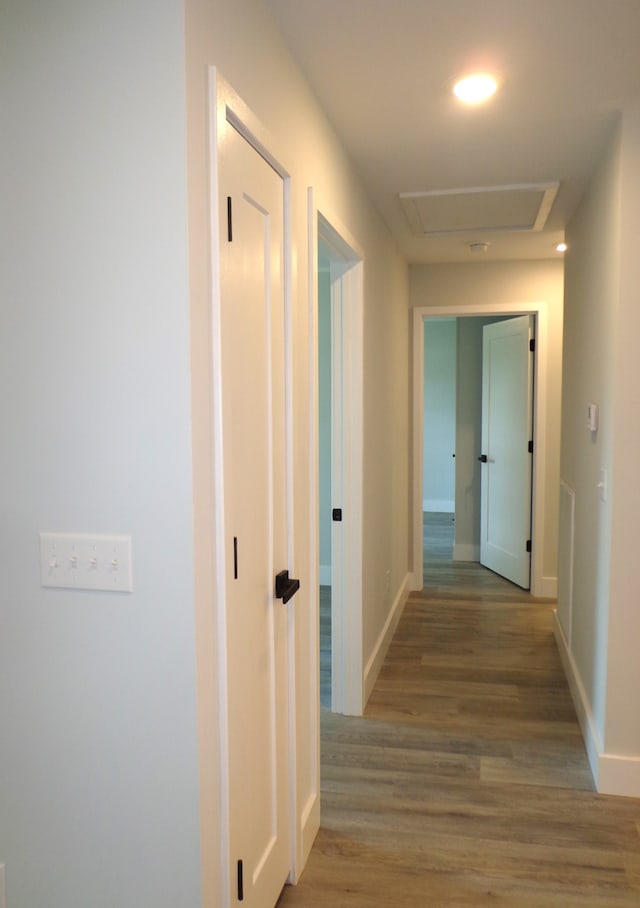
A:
[478,454,488,463]
[275,570,300,604]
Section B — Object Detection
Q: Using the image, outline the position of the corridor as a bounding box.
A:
[277,516,640,906]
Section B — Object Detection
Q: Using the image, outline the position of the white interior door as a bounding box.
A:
[480,315,534,589]
[219,124,291,907]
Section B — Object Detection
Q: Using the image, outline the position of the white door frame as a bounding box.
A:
[412,302,550,599]
[308,191,364,716]
[207,68,299,904]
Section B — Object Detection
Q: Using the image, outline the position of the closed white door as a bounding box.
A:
[219,123,291,907]
[480,316,534,589]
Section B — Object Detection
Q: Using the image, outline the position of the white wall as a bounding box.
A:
[607,106,640,761]
[410,261,564,588]
[184,0,410,901]
[0,2,201,906]
[559,107,640,794]
[559,126,619,753]
[423,321,456,511]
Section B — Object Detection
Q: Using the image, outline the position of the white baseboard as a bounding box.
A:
[598,754,640,798]
[453,543,479,562]
[553,610,640,797]
[319,564,331,586]
[539,575,558,599]
[363,573,410,705]
[423,499,454,513]
[553,611,601,784]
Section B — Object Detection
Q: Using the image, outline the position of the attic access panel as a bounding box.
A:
[399,182,559,236]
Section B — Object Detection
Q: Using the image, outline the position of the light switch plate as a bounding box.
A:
[40,533,133,593]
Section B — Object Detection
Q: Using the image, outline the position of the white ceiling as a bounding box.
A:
[263,0,640,263]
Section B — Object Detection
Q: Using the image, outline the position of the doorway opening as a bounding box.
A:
[422,314,534,589]
[312,197,364,716]
[413,304,552,598]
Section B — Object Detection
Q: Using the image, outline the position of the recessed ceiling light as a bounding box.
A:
[453,73,498,105]
[556,242,568,253]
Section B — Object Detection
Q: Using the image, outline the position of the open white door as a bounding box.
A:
[480,315,534,589]
[219,123,292,907]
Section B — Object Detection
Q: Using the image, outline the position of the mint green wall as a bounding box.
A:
[423,321,456,510]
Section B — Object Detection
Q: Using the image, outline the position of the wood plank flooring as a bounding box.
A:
[277,514,640,906]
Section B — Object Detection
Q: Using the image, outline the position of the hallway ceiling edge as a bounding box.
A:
[263,0,640,264]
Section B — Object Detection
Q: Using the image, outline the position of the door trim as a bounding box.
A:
[308,191,365,716]
[207,68,298,905]
[412,302,551,599]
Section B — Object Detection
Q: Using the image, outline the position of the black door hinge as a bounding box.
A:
[233,537,238,580]
[529,338,535,352]
[237,859,244,901]
[526,540,532,553]
[227,196,233,242]
[528,440,534,454]
[332,508,342,522]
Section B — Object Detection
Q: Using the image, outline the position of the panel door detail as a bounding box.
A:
[219,124,290,907]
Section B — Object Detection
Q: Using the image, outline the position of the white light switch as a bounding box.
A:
[40,533,133,593]
[587,403,599,432]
